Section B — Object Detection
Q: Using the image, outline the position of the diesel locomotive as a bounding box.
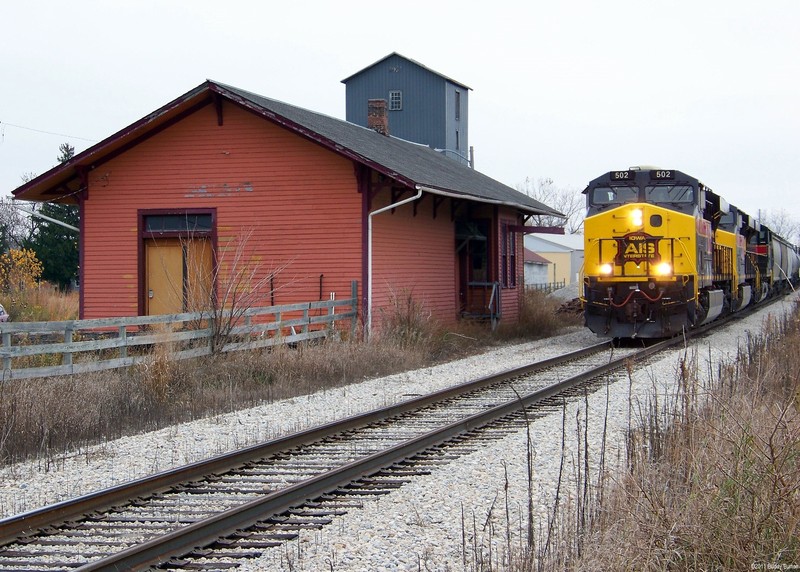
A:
[582,167,799,338]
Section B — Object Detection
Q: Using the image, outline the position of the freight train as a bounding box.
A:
[581,167,800,338]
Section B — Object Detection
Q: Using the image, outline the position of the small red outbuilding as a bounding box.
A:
[12,81,560,331]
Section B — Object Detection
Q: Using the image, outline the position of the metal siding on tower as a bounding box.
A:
[345,53,447,150]
[444,80,469,164]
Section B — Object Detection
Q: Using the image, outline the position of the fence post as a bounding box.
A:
[119,326,127,359]
[350,280,358,335]
[208,316,215,353]
[302,304,309,335]
[63,324,73,366]
[2,332,11,373]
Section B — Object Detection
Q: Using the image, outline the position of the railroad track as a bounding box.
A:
[0,318,740,570]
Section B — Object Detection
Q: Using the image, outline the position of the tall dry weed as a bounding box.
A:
[140,336,176,404]
[569,308,800,570]
[377,287,436,349]
[0,283,78,322]
[497,289,582,340]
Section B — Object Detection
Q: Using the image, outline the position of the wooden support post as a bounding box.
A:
[351,280,358,335]
[119,326,127,359]
[3,332,11,373]
[63,325,74,366]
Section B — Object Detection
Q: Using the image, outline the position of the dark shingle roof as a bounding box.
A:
[13,80,562,217]
[216,82,560,217]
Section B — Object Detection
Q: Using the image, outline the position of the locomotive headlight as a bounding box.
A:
[654,262,672,276]
[599,263,613,276]
[630,208,643,227]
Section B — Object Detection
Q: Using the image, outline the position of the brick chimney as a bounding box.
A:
[367,99,389,136]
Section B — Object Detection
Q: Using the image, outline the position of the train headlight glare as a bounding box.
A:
[599,263,613,276]
[631,208,643,227]
[654,262,672,276]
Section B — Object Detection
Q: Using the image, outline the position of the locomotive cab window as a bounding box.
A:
[590,186,639,206]
[644,185,694,205]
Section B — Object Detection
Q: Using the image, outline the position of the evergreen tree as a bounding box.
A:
[24,143,79,289]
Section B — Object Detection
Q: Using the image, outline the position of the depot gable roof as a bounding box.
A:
[12,80,561,218]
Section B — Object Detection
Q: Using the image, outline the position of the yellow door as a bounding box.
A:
[146,238,213,315]
[146,239,184,315]
[185,239,214,312]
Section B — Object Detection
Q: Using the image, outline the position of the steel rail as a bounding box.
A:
[77,336,679,571]
[4,289,780,562]
[0,341,612,546]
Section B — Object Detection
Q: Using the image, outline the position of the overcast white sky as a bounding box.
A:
[2,0,798,224]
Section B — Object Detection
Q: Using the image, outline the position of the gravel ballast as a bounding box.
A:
[1,293,796,570]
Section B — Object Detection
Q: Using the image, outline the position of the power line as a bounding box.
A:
[0,120,98,143]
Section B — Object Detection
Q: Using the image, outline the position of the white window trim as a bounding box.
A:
[389,90,402,111]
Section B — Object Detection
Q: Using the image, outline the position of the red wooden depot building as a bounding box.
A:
[13,81,560,331]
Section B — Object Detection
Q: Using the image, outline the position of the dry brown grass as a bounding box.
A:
[458,303,800,572]
[0,289,580,467]
[541,306,800,571]
[0,283,79,322]
[496,288,583,340]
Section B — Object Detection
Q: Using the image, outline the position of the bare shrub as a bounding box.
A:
[377,287,436,349]
[564,309,800,570]
[496,288,582,340]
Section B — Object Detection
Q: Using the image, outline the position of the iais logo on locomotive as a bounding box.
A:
[614,232,661,266]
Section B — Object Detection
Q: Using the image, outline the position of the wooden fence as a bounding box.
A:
[0,282,358,381]
[526,281,567,294]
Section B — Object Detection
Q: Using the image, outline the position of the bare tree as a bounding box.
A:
[759,209,800,244]
[517,177,585,233]
[180,228,295,353]
[0,197,36,252]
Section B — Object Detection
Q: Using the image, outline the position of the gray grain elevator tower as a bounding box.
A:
[342,52,472,166]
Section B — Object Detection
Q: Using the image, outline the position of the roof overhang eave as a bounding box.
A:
[415,185,565,217]
[13,83,214,202]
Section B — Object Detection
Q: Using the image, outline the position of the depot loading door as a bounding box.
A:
[145,238,213,315]
[141,211,216,316]
[456,219,492,316]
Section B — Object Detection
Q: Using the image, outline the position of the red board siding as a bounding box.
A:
[371,194,457,326]
[82,103,362,318]
[79,99,523,330]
